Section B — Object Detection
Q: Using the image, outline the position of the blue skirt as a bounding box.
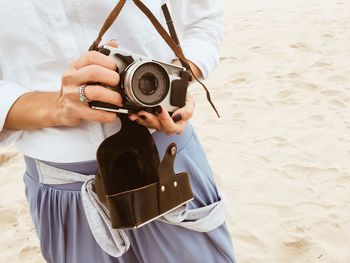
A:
[24,124,236,263]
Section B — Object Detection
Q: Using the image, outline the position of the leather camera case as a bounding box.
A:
[94,115,193,229]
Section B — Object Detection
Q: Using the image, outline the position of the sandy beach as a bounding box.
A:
[1,0,350,262]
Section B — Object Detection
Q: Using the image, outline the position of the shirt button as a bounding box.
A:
[53,15,62,22]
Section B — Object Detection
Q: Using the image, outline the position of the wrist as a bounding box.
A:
[42,91,64,127]
[4,91,65,130]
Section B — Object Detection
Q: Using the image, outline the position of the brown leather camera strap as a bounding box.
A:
[89,0,220,117]
[89,0,189,66]
[89,0,127,51]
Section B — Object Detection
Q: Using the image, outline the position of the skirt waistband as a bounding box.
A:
[24,123,194,191]
[24,157,95,191]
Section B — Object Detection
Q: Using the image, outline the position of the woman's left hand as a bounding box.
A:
[128,94,195,135]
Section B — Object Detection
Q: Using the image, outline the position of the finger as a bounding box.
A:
[137,111,162,130]
[154,106,178,135]
[128,113,139,122]
[73,65,120,86]
[104,39,118,48]
[133,116,147,126]
[84,85,122,106]
[73,103,118,123]
[172,120,187,135]
[70,51,116,71]
[171,95,195,122]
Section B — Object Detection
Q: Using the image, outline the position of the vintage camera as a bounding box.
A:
[89,46,191,115]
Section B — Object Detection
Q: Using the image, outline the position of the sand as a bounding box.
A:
[1,0,350,262]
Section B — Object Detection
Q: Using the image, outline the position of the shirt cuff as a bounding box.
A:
[181,40,218,80]
[0,81,29,145]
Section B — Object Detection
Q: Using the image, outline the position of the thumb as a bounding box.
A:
[104,39,118,48]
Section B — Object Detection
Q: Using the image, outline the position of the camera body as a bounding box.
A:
[89,46,190,115]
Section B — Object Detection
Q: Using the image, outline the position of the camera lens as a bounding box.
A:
[125,62,169,106]
[139,73,158,95]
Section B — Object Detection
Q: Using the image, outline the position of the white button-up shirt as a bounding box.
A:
[0,0,224,162]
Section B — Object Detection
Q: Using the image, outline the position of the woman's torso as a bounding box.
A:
[0,0,176,162]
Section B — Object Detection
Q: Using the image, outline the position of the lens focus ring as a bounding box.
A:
[124,62,170,106]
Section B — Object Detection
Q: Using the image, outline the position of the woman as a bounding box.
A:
[0,0,235,262]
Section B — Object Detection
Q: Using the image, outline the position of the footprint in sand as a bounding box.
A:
[311,61,333,68]
[254,136,286,144]
[321,33,333,39]
[0,207,18,227]
[321,89,342,96]
[230,77,248,84]
[219,56,239,62]
[329,99,347,108]
[277,89,296,98]
[19,245,42,261]
[273,75,283,80]
[280,219,307,234]
[284,237,311,251]
[250,46,263,52]
[298,82,320,91]
[229,72,251,84]
[289,42,312,51]
[309,115,324,122]
[325,74,348,84]
[272,73,301,81]
[0,152,19,166]
[328,213,338,220]
[287,72,302,79]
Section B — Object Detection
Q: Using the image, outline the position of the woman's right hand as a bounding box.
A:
[57,48,122,127]
[3,41,122,130]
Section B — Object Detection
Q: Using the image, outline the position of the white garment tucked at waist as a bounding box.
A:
[0,0,224,162]
[35,159,227,258]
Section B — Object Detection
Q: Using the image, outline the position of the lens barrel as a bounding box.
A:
[123,61,170,107]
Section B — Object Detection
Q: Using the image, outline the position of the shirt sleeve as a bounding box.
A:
[0,68,30,145]
[170,0,224,79]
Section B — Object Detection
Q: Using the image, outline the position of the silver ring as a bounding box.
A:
[78,84,91,103]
